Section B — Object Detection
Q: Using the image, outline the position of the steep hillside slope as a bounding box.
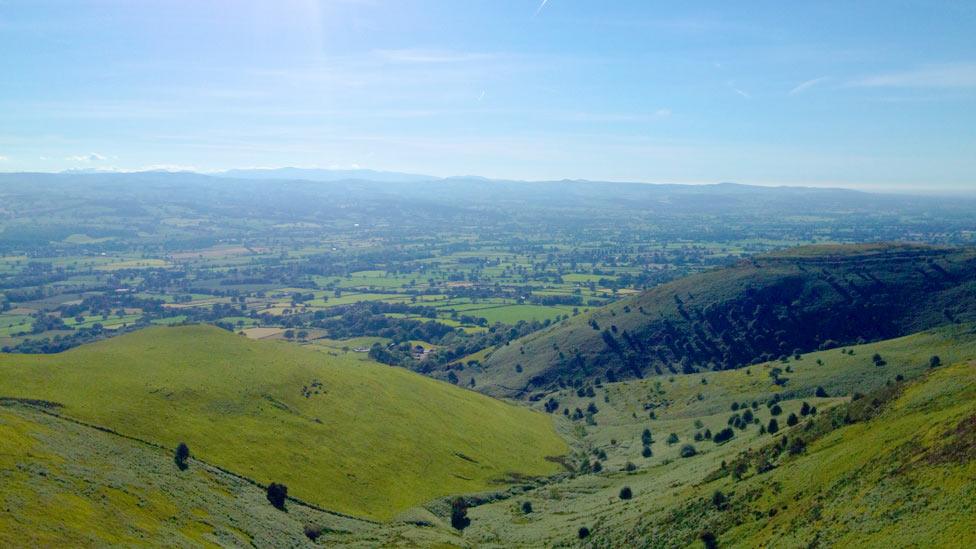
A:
[0,325,567,520]
[476,243,976,397]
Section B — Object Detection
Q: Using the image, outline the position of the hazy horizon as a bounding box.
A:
[1,1,974,193]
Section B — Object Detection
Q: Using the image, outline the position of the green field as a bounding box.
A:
[0,325,567,521]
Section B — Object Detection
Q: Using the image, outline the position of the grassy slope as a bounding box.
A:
[0,325,567,520]
[455,324,976,547]
[477,243,976,397]
[615,360,976,548]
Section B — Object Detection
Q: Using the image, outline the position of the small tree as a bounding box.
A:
[266,482,288,510]
[770,404,782,416]
[786,413,798,427]
[767,418,780,434]
[619,486,633,500]
[711,490,728,510]
[641,428,653,445]
[800,401,811,416]
[174,442,190,471]
[680,444,697,458]
[666,432,680,445]
[930,355,942,368]
[701,531,719,549]
[641,445,653,458]
[815,386,828,398]
[451,498,470,530]
[578,527,590,539]
[521,501,533,514]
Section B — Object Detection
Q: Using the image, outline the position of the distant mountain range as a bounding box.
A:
[216,167,440,183]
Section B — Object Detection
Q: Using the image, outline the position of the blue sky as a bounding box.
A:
[1,1,974,192]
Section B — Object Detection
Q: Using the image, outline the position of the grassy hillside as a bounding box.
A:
[475,243,976,397]
[451,329,976,547]
[0,325,567,520]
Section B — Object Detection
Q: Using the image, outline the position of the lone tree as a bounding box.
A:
[578,526,590,539]
[930,355,942,368]
[768,418,780,434]
[174,442,190,471]
[266,482,288,510]
[451,498,471,530]
[521,501,533,514]
[619,486,633,500]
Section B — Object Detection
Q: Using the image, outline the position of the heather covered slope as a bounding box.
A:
[0,325,567,520]
[475,243,976,397]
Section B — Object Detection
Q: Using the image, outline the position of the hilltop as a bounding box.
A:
[472,243,976,397]
[0,325,566,521]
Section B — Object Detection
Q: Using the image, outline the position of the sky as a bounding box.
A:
[0,0,975,192]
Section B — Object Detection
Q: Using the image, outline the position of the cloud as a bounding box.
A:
[654,108,672,118]
[374,49,493,64]
[535,0,550,16]
[789,76,829,95]
[728,83,750,99]
[0,155,8,162]
[66,152,107,162]
[849,63,976,88]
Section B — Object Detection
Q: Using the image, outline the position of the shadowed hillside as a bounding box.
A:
[473,243,976,397]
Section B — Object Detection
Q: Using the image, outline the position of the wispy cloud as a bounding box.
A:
[0,155,8,162]
[374,49,494,64]
[535,0,549,16]
[730,85,751,99]
[66,152,107,162]
[789,76,829,95]
[849,63,976,88]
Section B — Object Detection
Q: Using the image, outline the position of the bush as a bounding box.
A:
[700,531,719,549]
[641,428,653,445]
[521,501,533,514]
[451,498,470,530]
[619,486,633,500]
[767,418,780,434]
[624,461,637,472]
[303,525,322,541]
[712,490,727,510]
[786,413,798,426]
[930,355,942,368]
[800,401,811,416]
[667,432,679,445]
[578,526,590,539]
[266,482,288,510]
[815,386,828,398]
[770,404,782,416]
[642,445,652,458]
[713,427,735,444]
[680,444,697,458]
[174,442,190,471]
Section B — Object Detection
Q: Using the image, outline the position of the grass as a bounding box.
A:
[0,325,567,520]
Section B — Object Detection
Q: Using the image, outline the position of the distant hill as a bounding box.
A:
[473,243,976,397]
[217,167,439,183]
[0,325,566,520]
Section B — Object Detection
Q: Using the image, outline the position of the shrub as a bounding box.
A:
[787,413,798,427]
[619,486,633,500]
[266,482,288,510]
[578,526,590,539]
[679,444,697,458]
[624,461,637,472]
[711,490,727,510]
[174,442,190,471]
[767,418,780,434]
[521,501,533,514]
[641,445,652,458]
[770,404,782,416]
[800,401,811,416]
[713,427,735,444]
[451,498,470,530]
[815,386,828,398]
[700,531,719,549]
[930,355,942,368]
[303,525,322,541]
[666,432,679,445]
[641,428,653,445]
